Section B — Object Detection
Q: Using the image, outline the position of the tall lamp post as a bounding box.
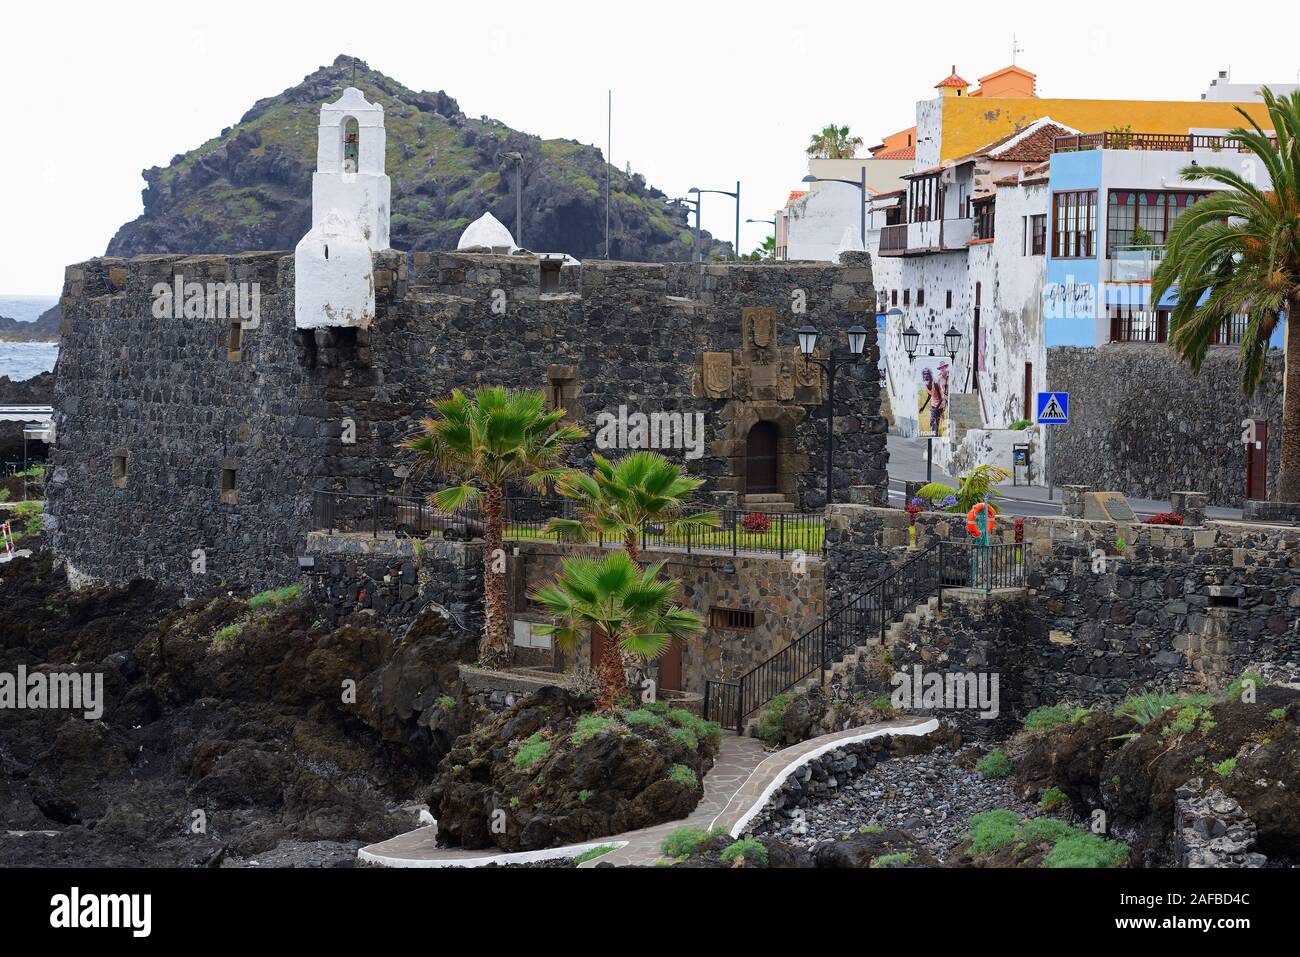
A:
[498,151,524,248]
[675,196,701,262]
[746,217,776,260]
[795,323,868,506]
[802,167,868,250]
[689,182,741,261]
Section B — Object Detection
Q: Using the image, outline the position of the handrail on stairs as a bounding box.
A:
[702,539,1029,731]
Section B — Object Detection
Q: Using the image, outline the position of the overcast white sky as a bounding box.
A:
[1,0,1297,293]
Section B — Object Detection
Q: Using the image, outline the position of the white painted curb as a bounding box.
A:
[715,718,940,839]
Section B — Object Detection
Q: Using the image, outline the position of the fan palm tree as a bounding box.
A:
[917,464,1013,513]
[1151,87,1300,501]
[530,551,705,709]
[544,451,720,561]
[806,124,863,160]
[402,387,585,668]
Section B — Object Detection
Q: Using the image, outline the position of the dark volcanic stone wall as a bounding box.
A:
[49,250,884,592]
[826,505,1300,708]
[1047,345,1284,507]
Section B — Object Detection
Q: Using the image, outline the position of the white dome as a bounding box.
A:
[457,211,518,252]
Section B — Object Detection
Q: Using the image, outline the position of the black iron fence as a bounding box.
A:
[310,490,825,558]
[703,539,1029,729]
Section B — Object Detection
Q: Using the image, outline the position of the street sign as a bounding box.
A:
[1036,391,1069,425]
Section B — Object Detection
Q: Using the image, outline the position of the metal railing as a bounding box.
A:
[310,490,825,557]
[703,539,1029,729]
[1054,131,1273,154]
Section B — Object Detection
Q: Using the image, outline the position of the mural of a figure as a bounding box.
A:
[917,361,950,437]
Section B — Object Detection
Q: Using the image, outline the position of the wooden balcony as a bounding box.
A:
[879,223,908,255]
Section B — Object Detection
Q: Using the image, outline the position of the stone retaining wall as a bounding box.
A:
[1046,345,1283,507]
[826,505,1300,708]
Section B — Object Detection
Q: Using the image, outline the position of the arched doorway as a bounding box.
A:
[746,421,779,494]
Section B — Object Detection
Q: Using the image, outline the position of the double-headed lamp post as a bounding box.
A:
[689,182,741,261]
[899,322,963,483]
[796,322,868,507]
[498,151,524,247]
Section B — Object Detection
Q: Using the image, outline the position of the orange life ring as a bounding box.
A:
[966,502,996,536]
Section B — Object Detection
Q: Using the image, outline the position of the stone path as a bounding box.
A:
[357,715,936,868]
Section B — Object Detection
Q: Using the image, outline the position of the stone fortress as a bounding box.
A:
[46,87,886,595]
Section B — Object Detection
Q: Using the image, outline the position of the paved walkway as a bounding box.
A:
[358,715,936,868]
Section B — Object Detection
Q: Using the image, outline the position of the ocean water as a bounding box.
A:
[0,294,59,381]
[0,341,59,380]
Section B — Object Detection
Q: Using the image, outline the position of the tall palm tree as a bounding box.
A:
[806,124,863,160]
[544,451,719,561]
[1152,88,1300,502]
[530,551,704,709]
[402,387,585,668]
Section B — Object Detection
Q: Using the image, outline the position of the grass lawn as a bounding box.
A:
[499,517,824,554]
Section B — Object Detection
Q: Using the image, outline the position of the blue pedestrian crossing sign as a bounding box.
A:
[1036,391,1069,424]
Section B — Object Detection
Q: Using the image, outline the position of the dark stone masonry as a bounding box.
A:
[826,505,1300,714]
[1047,345,1284,508]
[48,251,883,592]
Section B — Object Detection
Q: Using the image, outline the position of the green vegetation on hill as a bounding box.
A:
[107,55,729,263]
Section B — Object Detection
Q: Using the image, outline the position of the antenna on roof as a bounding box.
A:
[1011,34,1024,65]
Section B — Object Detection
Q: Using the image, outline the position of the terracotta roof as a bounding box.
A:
[971,117,1078,163]
[935,65,970,89]
[873,145,916,160]
[786,190,808,206]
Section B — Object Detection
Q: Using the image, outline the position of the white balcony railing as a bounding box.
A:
[1108,245,1164,282]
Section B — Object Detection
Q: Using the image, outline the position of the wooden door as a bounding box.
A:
[746,421,779,493]
[1246,419,1268,501]
[1023,362,1033,421]
[657,641,682,692]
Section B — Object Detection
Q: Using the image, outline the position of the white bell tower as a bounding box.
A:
[294,87,391,330]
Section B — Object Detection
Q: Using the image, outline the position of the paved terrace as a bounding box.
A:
[358,716,937,868]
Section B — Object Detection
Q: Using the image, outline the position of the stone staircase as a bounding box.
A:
[741,493,797,514]
[826,595,941,687]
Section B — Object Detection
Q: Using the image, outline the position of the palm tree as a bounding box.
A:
[530,551,705,709]
[917,464,1013,513]
[806,124,863,160]
[544,451,719,561]
[402,387,585,668]
[1151,88,1300,502]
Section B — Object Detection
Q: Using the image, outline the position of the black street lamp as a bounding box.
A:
[690,183,742,261]
[796,322,868,506]
[902,323,962,361]
[801,167,868,250]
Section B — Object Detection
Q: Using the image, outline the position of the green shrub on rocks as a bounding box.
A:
[513,733,550,770]
[871,852,912,868]
[668,764,698,789]
[668,726,699,750]
[969,812,1128,868]
[1038,787,1068,812]
[624,708,664,728]
[1023,704,1090,732]
[1225,672,1267,704]
[570,714,620,743]
[753,693,794,743]
[719,838,767,866]
[976,750,1013,779]
[1214,757,1237,778]
[667,709,721,750]
[660,825,727,859]
[247,583,303,610]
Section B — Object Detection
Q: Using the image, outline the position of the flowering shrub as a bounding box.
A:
[904,503,923,526]
[1143,512,1184,526]
[741,512,772,534]
[1014,518,1025,543]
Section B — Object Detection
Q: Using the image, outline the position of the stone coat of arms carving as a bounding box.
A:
[702,352,732,399]
[743,306,777,364]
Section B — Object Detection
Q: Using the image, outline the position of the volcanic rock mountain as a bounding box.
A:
[106,55,729,262]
